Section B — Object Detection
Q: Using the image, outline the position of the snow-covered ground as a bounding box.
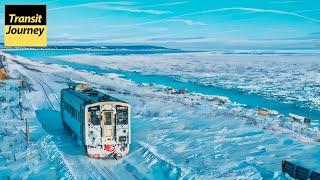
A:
[0,80,63,179]
[56,52,320,112]
[1,51,319,179]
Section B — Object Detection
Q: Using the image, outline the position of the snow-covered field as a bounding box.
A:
[1,51,319,179]
[0,80,62,179]
[56,52,320,112]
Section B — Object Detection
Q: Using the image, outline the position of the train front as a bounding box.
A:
[84,102,131,158]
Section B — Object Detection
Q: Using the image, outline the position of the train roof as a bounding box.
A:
[62,87,127,104]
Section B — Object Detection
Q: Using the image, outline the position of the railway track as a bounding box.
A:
[37,76,60,103]
[8,58,59,110]
[29,73,58,110]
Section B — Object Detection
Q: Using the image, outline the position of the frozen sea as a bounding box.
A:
[5,49,320,120]
[1,48,320,179]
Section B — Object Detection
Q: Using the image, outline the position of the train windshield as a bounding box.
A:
[89,106,101,125]
[91,114,100,125]
[116,106,128,125]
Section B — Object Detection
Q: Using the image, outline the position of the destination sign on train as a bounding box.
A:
[4,5,47,47]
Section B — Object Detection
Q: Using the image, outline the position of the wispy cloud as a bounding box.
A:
[37,0,60,5]
[141,1,188,8]
[165,19,207,26]
[177,7,320,23]
[271,1,307,4]
[87,4,170,15]
[145,27,168,32]
[48,1,172,14]
[295,8,320,13]
[48,2,134,11]
[103,7,320,33]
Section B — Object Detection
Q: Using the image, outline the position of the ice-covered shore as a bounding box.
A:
[56,52,320,112]
[1,51,319,179]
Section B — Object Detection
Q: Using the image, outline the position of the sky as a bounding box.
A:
[1,0,320,50]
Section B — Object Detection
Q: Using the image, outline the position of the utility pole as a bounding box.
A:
[25,117,30,144]
[19,76,23,121]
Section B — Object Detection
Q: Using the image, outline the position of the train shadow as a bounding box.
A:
[36,108,63,135]
[36,108,84,156]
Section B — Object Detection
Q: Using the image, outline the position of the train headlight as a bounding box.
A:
[119,136,126,142]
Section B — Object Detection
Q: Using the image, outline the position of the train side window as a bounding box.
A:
[80,110,83,123]
[77,111,80,121]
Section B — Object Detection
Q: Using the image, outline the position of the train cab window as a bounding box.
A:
[116,106,128,125]
[91,113,100,125]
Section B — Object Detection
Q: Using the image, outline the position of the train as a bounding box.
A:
[60,82,131,158]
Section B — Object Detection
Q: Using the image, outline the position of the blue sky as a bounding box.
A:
[1,0,320,50]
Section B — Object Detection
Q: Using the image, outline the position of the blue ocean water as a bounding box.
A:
[5,49,320,121]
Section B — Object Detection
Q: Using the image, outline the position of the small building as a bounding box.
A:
[176,89,188,95]
[257,108,270,116]
[0,55,8,80]
[289,113,311,124]
[165,87,176,95]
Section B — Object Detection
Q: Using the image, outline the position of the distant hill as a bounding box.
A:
[0,44,180,51]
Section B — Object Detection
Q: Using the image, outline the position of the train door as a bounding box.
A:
[102,110,115,140]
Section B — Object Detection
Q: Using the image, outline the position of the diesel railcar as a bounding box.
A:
[61,83,131,158]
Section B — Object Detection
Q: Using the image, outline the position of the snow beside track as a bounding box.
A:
[0,80,61,179]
